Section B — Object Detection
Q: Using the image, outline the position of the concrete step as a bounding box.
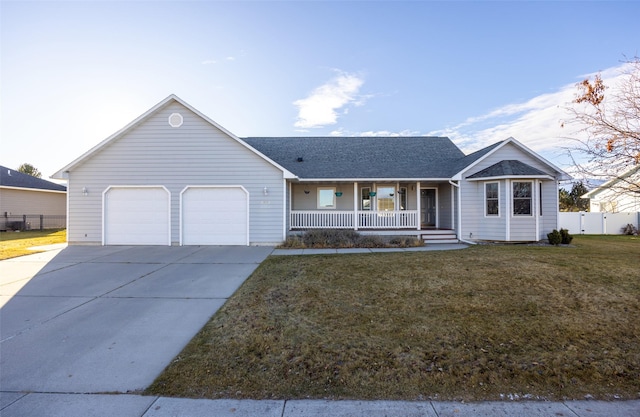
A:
[421,230,458,244]
[423,238,460,244]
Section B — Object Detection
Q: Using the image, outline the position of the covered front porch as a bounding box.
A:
[288,181,455,231]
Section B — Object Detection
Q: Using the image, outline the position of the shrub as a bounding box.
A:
[621,223,639,236]
[547,229,562,246]
[560,228,573,244]
[280,235,305,248]
[303,229,360,248]
[279,230,425,249]
[356,235,386,248]
[389,236,424,248]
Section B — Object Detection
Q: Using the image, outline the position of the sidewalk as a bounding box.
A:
[1,393,638,417]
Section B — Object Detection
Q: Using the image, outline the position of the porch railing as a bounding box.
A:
[290,210,418,229]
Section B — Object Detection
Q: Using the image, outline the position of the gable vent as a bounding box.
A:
[168,113,183,128]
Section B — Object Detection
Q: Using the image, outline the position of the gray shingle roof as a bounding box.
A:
[0,166,67,191]
[466,160,548,179]
[449,141,504,175]
[242,137,467,179]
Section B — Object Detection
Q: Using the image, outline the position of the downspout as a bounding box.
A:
[284,180,290,242]
[64,172,70,244]
[555,179,561,232]
[449,180,476,245]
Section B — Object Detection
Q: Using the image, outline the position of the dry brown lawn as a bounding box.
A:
[0,229,66,260]
[147,235,640,401]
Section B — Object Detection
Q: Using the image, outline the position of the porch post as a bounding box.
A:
[353,182,358,230]
[416,181,421,230]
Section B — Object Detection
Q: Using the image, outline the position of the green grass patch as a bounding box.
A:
[0,229,66,260]
[147,235,640,401]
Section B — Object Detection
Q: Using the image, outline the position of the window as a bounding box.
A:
[377,186,395,211]
[399,187,407,210]
[485,182,499,216]
[361,187,371,210]
[513,181,532,216]
[317,187,336,209]
[539,182,543,216]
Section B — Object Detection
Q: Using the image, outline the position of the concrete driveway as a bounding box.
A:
[0,245,273,394]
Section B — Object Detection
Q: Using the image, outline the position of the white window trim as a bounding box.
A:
[376,185,396,212]
[484,181,500,217]
[399,187,408,210]
[361,186,371,210]
[512,180,534,217]
[317,187,336,209]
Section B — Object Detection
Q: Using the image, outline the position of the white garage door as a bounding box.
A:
[181,186,248,245]
[104,186,170,245]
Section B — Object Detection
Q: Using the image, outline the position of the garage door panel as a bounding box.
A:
[104,187,170,245]
[182,187,248,246]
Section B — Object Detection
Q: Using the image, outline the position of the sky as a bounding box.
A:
[2,1,639,182]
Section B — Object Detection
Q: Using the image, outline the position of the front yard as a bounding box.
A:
[0,229,66,260]
[147,235,640,401]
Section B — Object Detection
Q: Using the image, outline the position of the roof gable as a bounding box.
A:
[466,160,549,180]
[452,137,571,181]
[52,95,294,179]
[0,166,66,192]
[241,137,465,180]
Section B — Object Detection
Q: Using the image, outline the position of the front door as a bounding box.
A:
[421,189,437,227]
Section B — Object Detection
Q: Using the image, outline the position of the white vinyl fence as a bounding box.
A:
[559,212,639,235]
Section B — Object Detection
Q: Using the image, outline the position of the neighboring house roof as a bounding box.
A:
[466,160,549,180]
[241,136,466,180]
[0,166,67,192]
[52,95,296,180]
[582,166,640,199]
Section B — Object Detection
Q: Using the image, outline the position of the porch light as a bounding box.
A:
[263,187,268,196]
[369,191,376,197]
[304,190,310,194]
[335,192,343,197]
[82,187,88,196]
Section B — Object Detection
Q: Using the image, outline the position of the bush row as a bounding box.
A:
[279,229,424,249]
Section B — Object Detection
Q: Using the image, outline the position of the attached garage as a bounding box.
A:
[103,186,170,245]
[181,186,249,245]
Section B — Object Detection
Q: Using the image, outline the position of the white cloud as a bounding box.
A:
[293,71,365,128]
[330,128,419,137]
[202,52,242,65]
[428,62,632,170]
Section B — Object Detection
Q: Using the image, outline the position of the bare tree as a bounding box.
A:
[17,163,42,178]
[564,57,640,198]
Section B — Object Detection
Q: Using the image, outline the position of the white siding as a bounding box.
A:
[460,142,561,242]
[540,180,559,239]
[66,101,284,245]
[437,183,453,229]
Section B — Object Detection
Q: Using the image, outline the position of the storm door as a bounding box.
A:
[420,188,437,227]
